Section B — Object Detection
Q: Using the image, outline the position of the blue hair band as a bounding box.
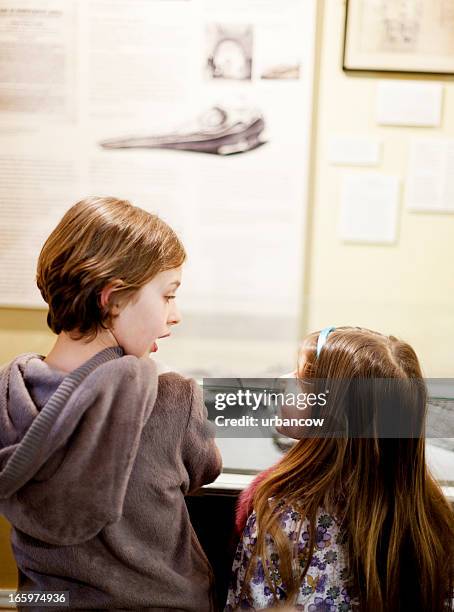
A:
[316,326,336,358]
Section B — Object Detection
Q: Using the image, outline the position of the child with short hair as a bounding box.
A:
[0,196,222,611]
[226,326,454,612]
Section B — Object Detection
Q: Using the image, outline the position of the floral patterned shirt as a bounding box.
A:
[225,503,357,611]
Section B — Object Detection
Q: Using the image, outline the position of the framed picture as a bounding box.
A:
[343,0,454,75]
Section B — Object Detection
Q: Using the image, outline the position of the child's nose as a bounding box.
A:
[168,302,181,326]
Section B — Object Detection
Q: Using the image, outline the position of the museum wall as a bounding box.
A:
[0,0,453,377]
[304,0,454,377]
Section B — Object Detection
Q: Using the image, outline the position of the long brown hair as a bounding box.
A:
[250,327,454,611]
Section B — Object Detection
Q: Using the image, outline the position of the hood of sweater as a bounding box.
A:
[0,347,158,545]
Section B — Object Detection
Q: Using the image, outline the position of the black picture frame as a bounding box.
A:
[343,0,454,77]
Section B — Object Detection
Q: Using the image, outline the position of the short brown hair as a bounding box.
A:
[37,196,186,340]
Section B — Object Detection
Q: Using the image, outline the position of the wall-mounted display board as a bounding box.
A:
[0,0,318,347]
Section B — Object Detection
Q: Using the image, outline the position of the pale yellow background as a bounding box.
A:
[1,0,454,589]
[0,516,17,589]
[304,0,454,379]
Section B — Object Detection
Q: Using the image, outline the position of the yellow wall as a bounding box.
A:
[304,0,454,377]
[0,516,17,588]
[0,308,54,365]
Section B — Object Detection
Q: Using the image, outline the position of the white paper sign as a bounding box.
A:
[339,173,400,244]
[376,80,443,127]
[406,139,454,213]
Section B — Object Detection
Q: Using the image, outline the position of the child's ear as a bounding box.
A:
[99,280,124,314]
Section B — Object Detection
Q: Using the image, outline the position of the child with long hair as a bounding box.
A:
[226,326,453,611]
[0,196,222,611]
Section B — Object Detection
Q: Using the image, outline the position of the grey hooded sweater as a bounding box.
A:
[0,347,222,611]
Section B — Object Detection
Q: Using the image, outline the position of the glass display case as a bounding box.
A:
[202,378,454,493]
